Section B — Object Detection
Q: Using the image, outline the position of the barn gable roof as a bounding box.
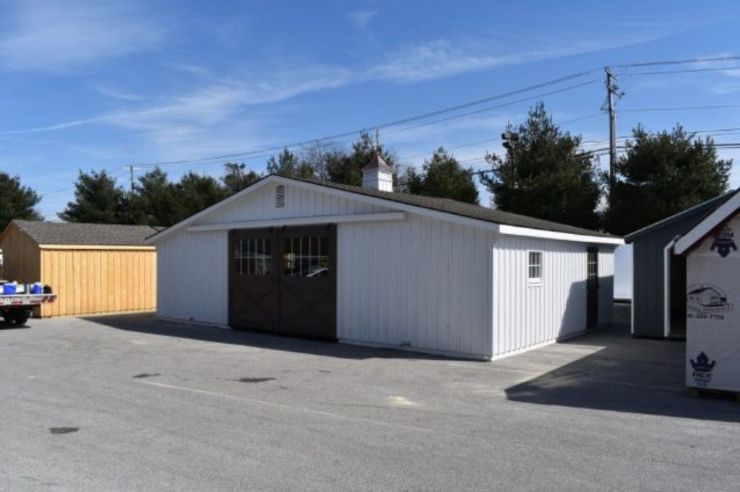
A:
[674,188,740,255]
[8,220,160,246]
[147,174,621,244]
[293,177,618,238]
[624,191,736,244]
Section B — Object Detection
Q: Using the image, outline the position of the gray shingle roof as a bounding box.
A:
[285,177,618,238]
[10,220,160,246]
[624,189,738,243]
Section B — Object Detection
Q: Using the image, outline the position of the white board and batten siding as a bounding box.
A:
[156,182,391,328]
[154,177,619,361]
[197,183,389,224]
[338,215,494,360]
[157,228,229,326]
[491,236,616,359]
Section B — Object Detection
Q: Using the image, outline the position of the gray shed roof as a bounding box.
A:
[286,176,618,238]
[624,190,737,244]
[9,220,160,246]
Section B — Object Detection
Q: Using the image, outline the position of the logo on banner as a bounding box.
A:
[711,226,737,258]
[687,283,734,320]
[690,352,716,387]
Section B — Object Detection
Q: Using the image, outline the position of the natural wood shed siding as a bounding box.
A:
[0,222,41,283]
[39,247,156,317]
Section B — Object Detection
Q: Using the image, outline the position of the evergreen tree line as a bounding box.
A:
[0,102,733,235]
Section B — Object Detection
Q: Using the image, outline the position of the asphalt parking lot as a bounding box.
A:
[1,306,739,491]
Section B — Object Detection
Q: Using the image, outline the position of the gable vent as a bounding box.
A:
[275,185,285,208]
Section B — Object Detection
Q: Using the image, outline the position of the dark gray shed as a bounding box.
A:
[625,192,735,338]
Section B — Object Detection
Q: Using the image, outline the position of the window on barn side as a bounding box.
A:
[528,251,543,283]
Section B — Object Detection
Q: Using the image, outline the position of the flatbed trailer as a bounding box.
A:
[0,293,57,326]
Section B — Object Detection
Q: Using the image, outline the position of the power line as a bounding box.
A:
[127,70,602,169]
[401,112,603,163]
[614,54,740,68]
[623,65,740,76]
[381,79,601,137]
[621,104,740,113]
[129,79,601,170]
[39,168,129,198]
[36,53,740,199]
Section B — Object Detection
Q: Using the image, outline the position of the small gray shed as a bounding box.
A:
[625,192,735,338]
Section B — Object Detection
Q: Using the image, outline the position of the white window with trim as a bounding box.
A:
[528,251,543,284]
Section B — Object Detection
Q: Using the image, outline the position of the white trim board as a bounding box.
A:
[498,225,624,245]
[674,190,740,254]
[663,236,679,338]
[188,212,405,233]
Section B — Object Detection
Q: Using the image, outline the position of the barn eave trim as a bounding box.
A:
[187,212,406,232]
[674,191,740,255]
[498,225,624,245]
[38,244,157,251]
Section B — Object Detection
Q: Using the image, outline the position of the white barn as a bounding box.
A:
[148,159,622,360]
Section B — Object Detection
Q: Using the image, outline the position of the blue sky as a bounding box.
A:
[0,0,738,219]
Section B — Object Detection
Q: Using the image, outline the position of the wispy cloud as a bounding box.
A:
[368,26,674,83]
[346,10,377,30]
[367,40,525,82]
[0,65,352,138]
[0,21,677,150]
[0,0,164,71]
[93,84,146,101]
[666,54,740,95]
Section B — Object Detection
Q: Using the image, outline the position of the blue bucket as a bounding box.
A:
[3,283,17,295]
[31,283,43,294]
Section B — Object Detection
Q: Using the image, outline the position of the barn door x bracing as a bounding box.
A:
[228,225,337,339]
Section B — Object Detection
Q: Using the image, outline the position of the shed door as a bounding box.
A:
[586,247,599,329]
[278,225,336,338]
[228,225,337,339]
[229,229,278,332]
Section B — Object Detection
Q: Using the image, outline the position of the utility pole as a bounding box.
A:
[129,165,134,193]
[604,67,620,198]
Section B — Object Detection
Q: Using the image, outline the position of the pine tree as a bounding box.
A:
[480,102,601,230]
[266,149,315,179]
[222,163,261,194]
[326,132,396,186]
[0,172,41,230]
[605,125,732,235]
[402,147,479,204]
[58,170,126,223]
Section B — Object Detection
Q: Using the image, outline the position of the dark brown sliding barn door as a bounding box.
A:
[228,225,337,339]
[278,225,336,338]
[229,229,278,332]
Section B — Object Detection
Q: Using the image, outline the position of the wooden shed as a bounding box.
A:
[0,220,158,317]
